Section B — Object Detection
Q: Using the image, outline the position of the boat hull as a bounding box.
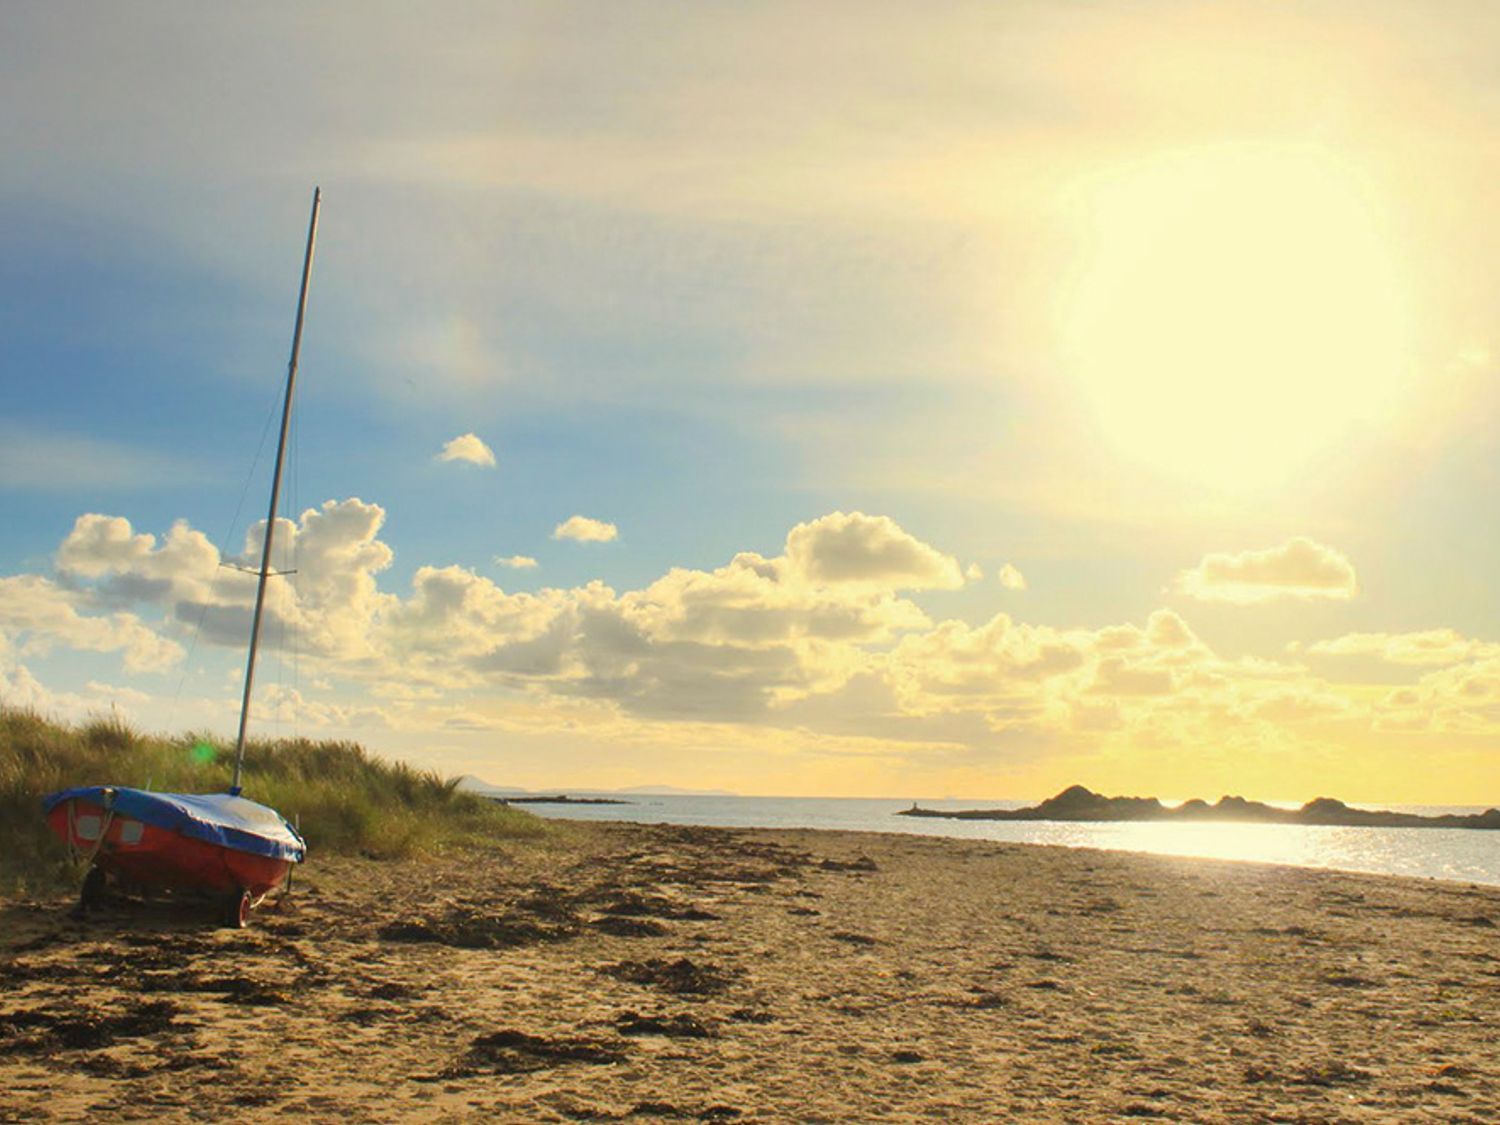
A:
[46,796,292,899]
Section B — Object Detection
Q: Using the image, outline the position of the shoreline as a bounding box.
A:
[528,810,1500,890]
[3,822,1496,1122]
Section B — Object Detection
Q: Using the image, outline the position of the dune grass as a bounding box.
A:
[0,706,547,896]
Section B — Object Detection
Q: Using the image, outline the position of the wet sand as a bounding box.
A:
[2,823,1497,1122]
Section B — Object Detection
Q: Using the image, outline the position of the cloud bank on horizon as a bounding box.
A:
[3,499,1497,803]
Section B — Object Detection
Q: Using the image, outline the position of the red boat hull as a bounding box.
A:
[46,796,291,899]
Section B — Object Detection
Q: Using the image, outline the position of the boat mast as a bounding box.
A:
[231,187,321,796]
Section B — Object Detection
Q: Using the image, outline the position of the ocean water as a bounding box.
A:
[520,794,1500,887]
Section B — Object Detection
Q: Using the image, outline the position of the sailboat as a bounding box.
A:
[42,190,321,927]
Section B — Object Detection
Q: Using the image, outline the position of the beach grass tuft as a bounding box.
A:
[0,705,546,895]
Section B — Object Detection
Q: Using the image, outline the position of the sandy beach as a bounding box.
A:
[2,823,1496,1123]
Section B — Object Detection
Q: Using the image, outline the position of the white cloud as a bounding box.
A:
[1248,688,1357,725]
[259,685,391,730]
[1369,656,1500,735]
[14,503,1492,775]
[553,516,619,543]
[998,563,1027,591]
[1145,608,1196,649]
[385,565,571,669]
[0,658,162,724]
[58,513,220,604]
[0,660,64,712]
[878,602,1371,754]
[1306,629,1496,666]
[21,506,1300,743]
[783,511,963,590]
[365,509,964,720]
[55,500,397,664]
[0,574,182,673]
[436,433,497,468]
[1172,537,1357,604]
[494,555,539,570]
[1089,656,1175,697]
[192,499,397,660]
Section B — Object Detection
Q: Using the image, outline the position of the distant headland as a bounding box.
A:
[899,785,1500,829]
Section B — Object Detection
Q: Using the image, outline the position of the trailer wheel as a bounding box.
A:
[78,866,107,914]
[222,888,252,929]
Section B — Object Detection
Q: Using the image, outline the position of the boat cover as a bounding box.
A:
[42,787,306,863]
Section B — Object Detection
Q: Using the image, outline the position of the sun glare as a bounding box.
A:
[1061,144,1414,492]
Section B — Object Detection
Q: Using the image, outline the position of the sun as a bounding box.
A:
[1060,143,1414,492]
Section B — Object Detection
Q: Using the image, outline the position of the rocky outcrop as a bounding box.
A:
[899,786,1500,829]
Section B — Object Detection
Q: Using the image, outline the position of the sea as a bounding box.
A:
[517,794,1500,887]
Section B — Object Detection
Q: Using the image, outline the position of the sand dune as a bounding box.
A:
[2,824,1496,1122]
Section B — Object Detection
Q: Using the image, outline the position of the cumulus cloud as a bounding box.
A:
[58,514,220,606]
[1368,656,1500,735]
[1145,608,1196,649]
[887,615,1087,720]
[1089,656,1175,697]
[0,659,161,722]
[0,660,56,711]
[385,565,572,668]
[495,555,538,569]
[53,501,396,664]
[879,603,1360,755]
[784,512,963,590]
[29,504,1264,744]
[9,503,1473,767]
[1248,688,1357,725]
[359,509,968,720]
[553,516,619,543]
[1306,629,1496,666]
[1172,538,1357,603]
[0,574,182,673]
[436,432,496,468]
[259,685,391,729]
[998,563,1027,591]
[193,499,396,659]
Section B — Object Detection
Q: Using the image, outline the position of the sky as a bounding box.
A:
[1,2,1497,803]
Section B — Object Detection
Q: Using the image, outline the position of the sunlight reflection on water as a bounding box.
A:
[526,795,1500,886]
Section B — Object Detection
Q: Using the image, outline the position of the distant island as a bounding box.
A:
[899,785,1500,830]
[493,795,632,806]
[611,785,739,797]
[455,776,735,799]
